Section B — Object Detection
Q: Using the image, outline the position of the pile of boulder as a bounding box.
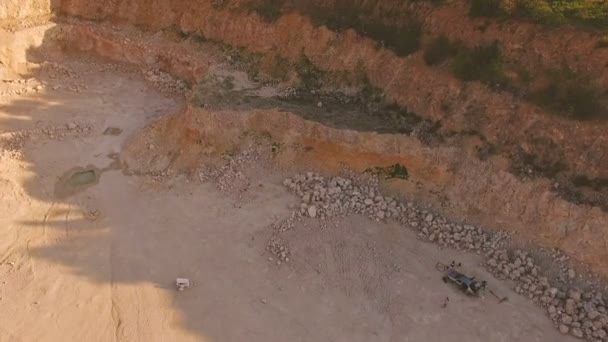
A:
[486,249,608,340]
[279,171,608,341]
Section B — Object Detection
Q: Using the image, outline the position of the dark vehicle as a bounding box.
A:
[442,269,487,296]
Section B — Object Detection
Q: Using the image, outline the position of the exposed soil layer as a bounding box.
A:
[48,0,608,211]
[124,103,608,279]
[0,47,575,342]
[1,2,608,341]
[11,19,601,278]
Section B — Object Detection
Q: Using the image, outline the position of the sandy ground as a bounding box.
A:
[0,57,575,342]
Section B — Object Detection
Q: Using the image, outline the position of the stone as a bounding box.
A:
[562,315,573,325]
[67,122,77,130]
[513,258,522,267]
[559,324,570,334]
[571,327,583,338]
[548,288,559,298]
[307,205,318,218]
[570,290,582,301]
[566,299,577,315]
[588,310,600,320]
[425,214,433,222]
[568,269,576,279]
[303,193,311,203]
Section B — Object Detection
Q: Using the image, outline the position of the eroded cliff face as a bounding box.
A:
[3,1,608,275]
[56,0,608,187]
[123,102,608,276]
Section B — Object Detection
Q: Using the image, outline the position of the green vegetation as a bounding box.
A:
[572,175,608,189]
[248,0,285,22]
[295,53,323,89]
[365,164,409,179]
[423,35,459,65]
[451,40,509,88]
[246,0,425,56]
[268,55,292,81]
[421,34,607,120]
[423,35,510,88]
[271,142,284,155]
[469,0,505,17]
[530,68,608,120]
[302,1,423,56]
[469,0,608,30]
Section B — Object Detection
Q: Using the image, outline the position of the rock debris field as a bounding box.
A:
[258,170,608,341]
[0,51,602,342]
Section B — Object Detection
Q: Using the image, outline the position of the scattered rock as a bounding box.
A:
[566,299,577,315]
[307,205,318,218]
[270,171,608,341]
[569,290,582,301]
[571,327,583,338]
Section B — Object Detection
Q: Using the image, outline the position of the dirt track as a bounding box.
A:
[0,50,579,342]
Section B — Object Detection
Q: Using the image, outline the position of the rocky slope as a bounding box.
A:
[4,0,608,283]
[54,0,608,208]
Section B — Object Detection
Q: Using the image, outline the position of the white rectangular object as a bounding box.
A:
[176,278,190,291]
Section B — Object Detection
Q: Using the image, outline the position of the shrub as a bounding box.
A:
[248,0,286,22]
[598,35,608,48]
[423,35,458,65]
[310,1,423,57]
[364,19,422,56]
[365,164,409,179]
[469,0,504,17]
[451,41,509,88]
[295,54,323,89]
[531,68,608,120]
[468,0,608,30]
